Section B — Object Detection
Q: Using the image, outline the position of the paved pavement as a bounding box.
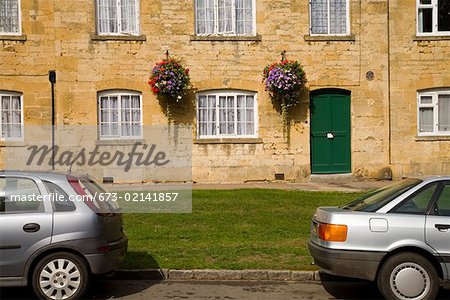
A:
[2,279,450,300]
[0,279,380,300]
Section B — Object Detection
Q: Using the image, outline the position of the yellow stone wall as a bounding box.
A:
[3,0,445,182]
[388,0,450,178]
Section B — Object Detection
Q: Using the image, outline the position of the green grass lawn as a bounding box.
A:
[120,189,363,270]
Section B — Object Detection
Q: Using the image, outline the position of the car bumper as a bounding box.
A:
[308,240,386,281]
[85,236,128,275]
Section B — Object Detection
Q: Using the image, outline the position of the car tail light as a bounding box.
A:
[317,223,348,242]
[98,246,110,253]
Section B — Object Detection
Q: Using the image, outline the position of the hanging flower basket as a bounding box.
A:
[148,54,191,102]
[149,53,191,124]
[262,55,307,139]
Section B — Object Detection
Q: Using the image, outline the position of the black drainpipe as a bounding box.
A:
[49,70,56,170]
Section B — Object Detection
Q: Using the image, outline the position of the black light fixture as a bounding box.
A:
[49,70,56,84]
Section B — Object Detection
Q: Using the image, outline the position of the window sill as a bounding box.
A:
[91,34,147,42]
[190,35,262,42]
[0,140,27,147]
[0,34,27,41]
[194,138,263,144]
[304,34,355,42]
[95,139,146,146]
[413,35,450,41]
[415,136,450,141]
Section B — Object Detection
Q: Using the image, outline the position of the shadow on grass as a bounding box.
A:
[121,251,161,269]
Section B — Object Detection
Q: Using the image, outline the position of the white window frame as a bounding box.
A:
[195,0,256,36]
[97,90,143,140]
[417,88,450,136]
[196,90,258,139]
[96,0,140,36]
[0,91,24,141]
[309,0,350,36]
[0,0,21,35]
[417,0,450,36]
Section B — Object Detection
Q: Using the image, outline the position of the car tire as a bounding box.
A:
[377,252,439,300]
[32,252,90,300]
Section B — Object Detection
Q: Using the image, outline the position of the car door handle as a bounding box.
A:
[435,224,450,231]
[23,223,40,233]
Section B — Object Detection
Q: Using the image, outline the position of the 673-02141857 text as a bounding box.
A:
[93,192,179,202]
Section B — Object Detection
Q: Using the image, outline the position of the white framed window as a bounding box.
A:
[197,90,258,138]
[0,91,23,140]
[96,0,140,35]
[0,0,21,35]
[417,88,450,136]
[98,90,142,139]
[195,0,256,36]
[310,0,349,35]
[417,0,450,36]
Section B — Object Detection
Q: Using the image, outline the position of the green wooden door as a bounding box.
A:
[310,90,351,174]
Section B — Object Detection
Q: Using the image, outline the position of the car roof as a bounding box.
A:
[405,176,450,183]
[0,170,90,181]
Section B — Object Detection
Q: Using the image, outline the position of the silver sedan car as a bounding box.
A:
[309,176,450,300]
[0,171,128,300]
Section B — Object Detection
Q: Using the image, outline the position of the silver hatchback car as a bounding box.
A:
[309,176,450,300]
[0,171,128,300]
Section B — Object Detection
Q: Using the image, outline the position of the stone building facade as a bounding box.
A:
[0,0,449,183]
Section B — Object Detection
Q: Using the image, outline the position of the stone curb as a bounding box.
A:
[112,269,320,282]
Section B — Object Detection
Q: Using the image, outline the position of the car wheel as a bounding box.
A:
[377,252,439,300]
[32,252,90,300]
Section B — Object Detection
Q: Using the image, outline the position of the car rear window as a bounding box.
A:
[43,180,76,212]
[78,177,120,213]
[342,178,422,212]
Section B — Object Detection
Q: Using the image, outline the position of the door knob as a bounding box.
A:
[23,223,40,233]
[435,224,450,231]
[326,132,334,139]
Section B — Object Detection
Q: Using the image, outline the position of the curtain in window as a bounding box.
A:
[196,0,254,35]
[121,95,131,136]
[236,0,253,35]
[121,0,137,34]
[1,95,22,138]
[99,94,141,138]
[219,96,235,134]
[196,0,215,35]
[0,0,20,33]
[218,0,233,33]
[131,95,141,136]
[236,95,255,135]
[438,94,450,132]
[330,0,346,34]
[198,95,216,136]
[311,0,328,34]
[99,96,119,137]
[98,0,118,33]
[198,93,256,137]
[311,0,347,34]
[97,0,138,34]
